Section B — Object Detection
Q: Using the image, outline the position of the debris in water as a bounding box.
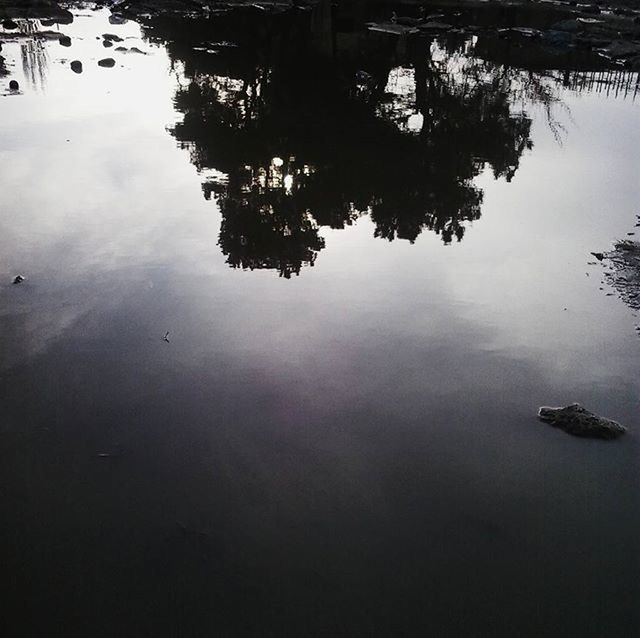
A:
[163,331,170,343]
[538,403,626,439]
[96,444,123,458]
[12,275,25,284]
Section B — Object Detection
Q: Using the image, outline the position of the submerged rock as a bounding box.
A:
[103,39,113,48]
[366,22,419,35]
[98,57,115,68]
[70,60,83,73]
[419,21,453,32]
[391,14,423,27]
[551,19,581,33]
[603,40,640,60]
[576,3,601,15]
[59,35,71,47]
[543,30,575,47]
[41,15,74,27]
[9,79,19,91]
[498,27,542,39]
[112,45,147,55]
[538,404,626,439]
[102,33,124,42]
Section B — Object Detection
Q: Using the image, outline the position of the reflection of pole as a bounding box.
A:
[412,38,434,139]
[414,44,427,138]
[311,0,334,57]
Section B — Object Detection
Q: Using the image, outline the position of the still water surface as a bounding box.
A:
[1,8,639,637]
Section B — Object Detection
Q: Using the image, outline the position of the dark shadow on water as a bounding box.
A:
[138,2,638,277]
[145,7,538,276]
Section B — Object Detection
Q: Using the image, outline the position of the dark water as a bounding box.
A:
[1,7,639,637]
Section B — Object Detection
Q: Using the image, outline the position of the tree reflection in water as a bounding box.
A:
[145,7,558,276]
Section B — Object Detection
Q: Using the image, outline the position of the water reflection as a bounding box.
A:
[20,38,48,90]
[4,8,636,278]
[216,158,326,278]
[141,6,637,276]
[1,8,639,637]
[1,18,50,89]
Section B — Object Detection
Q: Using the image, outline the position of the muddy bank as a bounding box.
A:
[604,239,640,311]
[3,1,640,70]
[108,0,640,71]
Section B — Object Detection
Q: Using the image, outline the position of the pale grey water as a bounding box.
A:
[1,9,639,637]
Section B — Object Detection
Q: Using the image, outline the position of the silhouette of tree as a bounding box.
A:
[144,7,544,274]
